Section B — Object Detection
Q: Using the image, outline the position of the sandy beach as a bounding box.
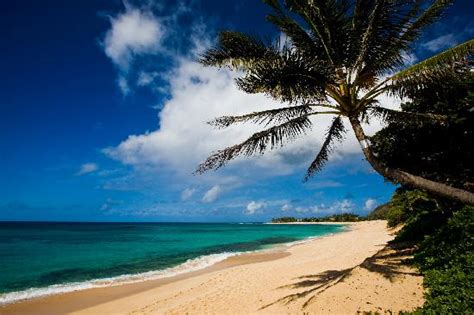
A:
[1,220,424,314]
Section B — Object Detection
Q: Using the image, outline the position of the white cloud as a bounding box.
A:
[305,180,343,189]
[181,188,196,201]
[118,76,130,95]
[76,163,99,176]
[245,201,266,215]
[364,198,377,211]
[337,199,355,212]
[294,199,355,215]
[202,185,222,203]
[137,71,159,86]
[104,8,164,70]
[281,203,292,211]
[422,34,457,52]
[100,198,123,211]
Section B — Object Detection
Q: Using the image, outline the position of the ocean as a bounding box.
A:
[0,222,344,304]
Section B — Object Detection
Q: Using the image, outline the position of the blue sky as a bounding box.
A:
[1,0,473,222]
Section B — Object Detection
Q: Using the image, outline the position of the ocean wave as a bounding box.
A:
[0,251,238,305]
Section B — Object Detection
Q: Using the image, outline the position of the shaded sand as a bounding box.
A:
[1,221,424,314]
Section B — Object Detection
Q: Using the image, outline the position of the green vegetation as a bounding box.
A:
[368,72,474,313]
[371,71,474,189]
[369,191,474,314]
[414,206,474,313]
[271,216,299,223]
[271,213,363,223]
[365,202,390,221]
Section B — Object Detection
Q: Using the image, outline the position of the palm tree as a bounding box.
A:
[195,0,474,205]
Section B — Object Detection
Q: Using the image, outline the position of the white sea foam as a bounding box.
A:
[0,252,238,305]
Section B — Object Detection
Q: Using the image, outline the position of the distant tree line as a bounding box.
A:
[271,213,363,223]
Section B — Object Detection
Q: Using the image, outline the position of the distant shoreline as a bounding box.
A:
[267,221,355,225]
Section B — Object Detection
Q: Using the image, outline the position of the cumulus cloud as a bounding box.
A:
[76,163,99,176]
[305,180,343,189]
[104,8,164,70]
[245,201,266,215]
[202,185,222,203]
[181,188,196,201]
[336,199,355,212]
[422,34,457,52]
[364,198,377,211]
[294,199,355,214]
[100,198,123,212]
[281,203,292,211]
[118,76,131,95]
[137,71,159,87]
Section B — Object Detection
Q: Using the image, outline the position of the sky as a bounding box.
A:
[1,0,473,222]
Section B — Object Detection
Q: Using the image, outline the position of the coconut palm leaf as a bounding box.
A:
[401,0,454,43]
[266,13,324,60]
[283,0,351,65]
[196,116,313,173]
[388,40,474,96]
[304,116,346,181]
[208,104,339,129]
[360,0,453,79]
[236,47,333,103]
[369,106,448,124]
[200,31,273,69]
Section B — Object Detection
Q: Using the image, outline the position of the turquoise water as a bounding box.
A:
[0,222,344,303]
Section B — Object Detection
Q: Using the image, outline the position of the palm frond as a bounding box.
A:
[262,0,284,14]
[360,0,453,78]
[369,106,448,124]
[266,13,323,59]
[352,0,383,73]
[208,105,324,128]
[196,116,312,173]
[236,47,333,103]
[353,0,425,79]
[388,39,474,96]
[200,31,273,69]
[401,0,454,43]
[304,116,346,181]
[285,0,351,65]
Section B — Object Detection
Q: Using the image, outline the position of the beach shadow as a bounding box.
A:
[360,245,420,282]
[260,268,353,309]
[260,244,420,310]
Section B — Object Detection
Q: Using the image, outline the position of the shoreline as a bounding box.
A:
[0,223,345,306]
[1,221,424,314]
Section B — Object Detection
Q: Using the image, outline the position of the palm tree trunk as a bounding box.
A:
[348,116,474,205]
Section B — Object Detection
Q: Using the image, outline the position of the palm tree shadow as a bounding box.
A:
[260,244,420,310]
[260,268,352,309]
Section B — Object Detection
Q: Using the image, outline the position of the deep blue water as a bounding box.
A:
[0,222,343,303]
